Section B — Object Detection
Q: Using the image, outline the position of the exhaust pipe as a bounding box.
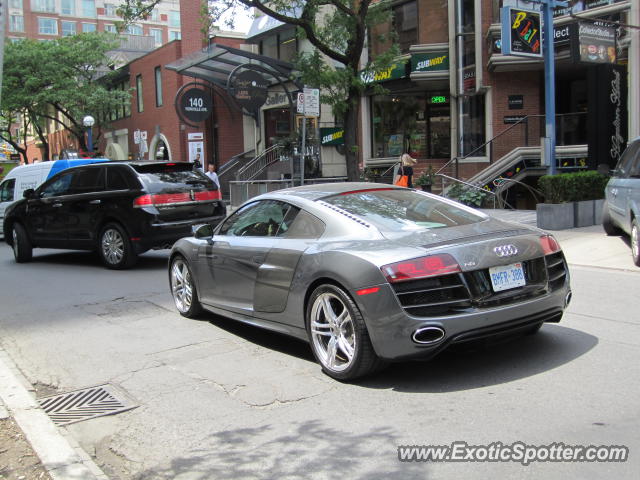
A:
[565,291,572,307]
[412,326,446,345]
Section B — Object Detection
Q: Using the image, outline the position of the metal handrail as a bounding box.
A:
[437,173,505,209]
[236,144,285,181]
[218,149,255,178]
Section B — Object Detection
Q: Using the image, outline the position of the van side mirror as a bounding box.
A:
[23,188,36,199]
[193,223,214,240]
[597,164,613,176]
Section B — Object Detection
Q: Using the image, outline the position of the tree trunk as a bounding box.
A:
[343,88,361,182]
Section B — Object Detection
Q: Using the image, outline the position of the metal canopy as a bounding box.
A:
[165,43,301,90]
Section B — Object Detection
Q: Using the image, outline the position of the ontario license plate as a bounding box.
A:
[489,263,526,292]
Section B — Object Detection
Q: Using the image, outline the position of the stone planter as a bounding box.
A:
[574,200,595,228]
[594,199,605,224]
[536,203,575,230]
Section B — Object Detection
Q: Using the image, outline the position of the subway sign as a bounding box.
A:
[411,52,449,73]
[360,60,408,84]
[320,128,344,146]
[501,7,542,58]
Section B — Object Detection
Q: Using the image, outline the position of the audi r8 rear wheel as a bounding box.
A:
[170,255,203,318]
[306,284,382,381]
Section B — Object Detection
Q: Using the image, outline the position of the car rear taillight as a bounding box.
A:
[539,235,561,255]
[133,189,221,207]
[381,254,461,283]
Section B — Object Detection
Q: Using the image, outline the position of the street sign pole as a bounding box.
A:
[541,0,567,175]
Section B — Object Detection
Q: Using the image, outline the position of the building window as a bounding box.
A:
[279,29,297,62]
[126,24,143,35]
[136,75,144,113]
[371,94,450,159]
[31,0,55,13]
[150,8,159,21]
[9,15,25,32]
[169,31,181,40]
[9,0,23,9]
[460,94,485,156]
[60,0,74,15]
[38,17,58,35]
[169,11,180,27]
[61,21,76,36]
[81,0,95,17]
[104,24,117,33]
[150,28,162,45]
[155,67,163,107]
[9,37,24,43]
[260,35,277,58]
[393,0,418,53]
[104,3,116,16]
[82,23,96,32]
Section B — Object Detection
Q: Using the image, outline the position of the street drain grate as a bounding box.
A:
[38,384,137,426]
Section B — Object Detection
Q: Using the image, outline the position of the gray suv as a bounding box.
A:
[602,137,640,266]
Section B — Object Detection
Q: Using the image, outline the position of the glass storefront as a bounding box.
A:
[371,94,451,159]
[264,108,292,148]
[460,94,486,156]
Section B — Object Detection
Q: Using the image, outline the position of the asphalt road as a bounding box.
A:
[0,240,638,480]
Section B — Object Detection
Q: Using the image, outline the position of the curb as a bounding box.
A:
[0,347,109,480]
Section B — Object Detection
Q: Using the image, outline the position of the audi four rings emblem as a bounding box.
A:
[494,244,518,257]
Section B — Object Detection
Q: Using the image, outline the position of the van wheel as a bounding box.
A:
[631,219,640,267]
[98,222,137,269]
[12,223,32,263]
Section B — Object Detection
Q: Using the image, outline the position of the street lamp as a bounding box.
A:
[83,115,95,155]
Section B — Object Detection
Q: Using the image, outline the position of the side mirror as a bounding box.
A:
[23,188,36,199]
[193,223,214,240]
[597,164,612,176]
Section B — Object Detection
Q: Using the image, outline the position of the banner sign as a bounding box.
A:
[410,52,449,73]
[501,7,542,58]
[571,22,617,64]
[231,70,269,113]
[320,127,344,146]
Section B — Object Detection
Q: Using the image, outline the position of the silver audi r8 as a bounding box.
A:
[169,183,571,380]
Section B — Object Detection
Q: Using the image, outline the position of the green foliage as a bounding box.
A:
[446,183,488,207]
[415,166,436,186]
[1,34,131,157]
[538,171,608,203]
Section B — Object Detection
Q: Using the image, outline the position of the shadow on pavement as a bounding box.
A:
[361,324,598,393]
[25,249,169,270]
[199,312,597,393]
[134,420,424,480]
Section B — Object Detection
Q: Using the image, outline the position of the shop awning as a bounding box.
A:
[165,43,301,90]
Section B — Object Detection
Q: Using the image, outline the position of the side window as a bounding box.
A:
[282,210,326,239]
[627,143,640,178]
[106,167,131,190]
[0,179,16,202]
[218,200,292,237]
[70,167,105,194]
[40,171,76,198]
[615,141,640,177]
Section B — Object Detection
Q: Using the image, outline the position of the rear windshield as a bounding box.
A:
[321,188,485,232]
[131,163,217,193]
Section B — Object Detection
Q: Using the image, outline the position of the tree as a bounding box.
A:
[1,34,131,161]
[119,0,398,181]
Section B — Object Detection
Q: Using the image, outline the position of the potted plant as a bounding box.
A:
[536,171,609,229]
[415,166,436,192]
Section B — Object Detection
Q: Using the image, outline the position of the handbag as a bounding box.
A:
[394,166,409,187]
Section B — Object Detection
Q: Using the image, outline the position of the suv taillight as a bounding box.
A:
[133,189,221,207]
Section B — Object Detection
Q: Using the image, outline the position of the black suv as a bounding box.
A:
[3,161,226,269]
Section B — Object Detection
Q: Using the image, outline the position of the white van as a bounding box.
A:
[0,159,109,235]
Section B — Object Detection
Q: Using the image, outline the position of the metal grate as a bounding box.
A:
[38,384,137,426]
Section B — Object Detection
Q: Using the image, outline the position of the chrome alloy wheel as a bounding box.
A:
[310,292,356,372]
[101,228,125,265]
[171,258,193,313]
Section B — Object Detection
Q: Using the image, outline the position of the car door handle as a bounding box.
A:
[252,255,265,264]
[89,199,101,205]
[52,203,63,208]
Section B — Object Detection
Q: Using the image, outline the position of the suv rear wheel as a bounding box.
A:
[12,223,32,263]
[98,222,137,269]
